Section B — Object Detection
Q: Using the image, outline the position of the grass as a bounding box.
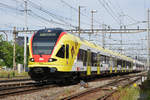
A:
[120,87,139,100]
[111,79,150,100]
[0,70,29,78]
[111,85,140,100]
[139,79,150,100]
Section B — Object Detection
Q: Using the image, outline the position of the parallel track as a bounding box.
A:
[0,81,56,98]
[0,78,31,83]
[0,72,146,99]
[61,75,142,100]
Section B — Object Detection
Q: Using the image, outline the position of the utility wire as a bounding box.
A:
[29,11,75,27]
[61,0,103,26]
[0,2,22,14]
[98,0,120,25]
[13,0,77,28]
[0,1,73,28]
[27,0,77,28]
[103,0,120,20]
[108,0,139,26]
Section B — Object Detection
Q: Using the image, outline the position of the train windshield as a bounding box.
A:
[32,30,61,55]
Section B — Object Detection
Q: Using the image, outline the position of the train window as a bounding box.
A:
[83,50,87,66]
[123,60,125,68]
[77,49,83,61]
[100,55,104,62]
[66,44,69,59]
[110,57,113,67]
[106,56,110,64]
[117,59,122,67]
[91,52,97,67]
[56,45,65,58]
[77,49,88,66]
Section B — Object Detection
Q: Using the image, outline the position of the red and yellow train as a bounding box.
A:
[28,28,145,82]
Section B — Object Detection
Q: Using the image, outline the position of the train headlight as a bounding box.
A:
[30,58,34,62]
[49,58,53,62]
[48,58,57,62]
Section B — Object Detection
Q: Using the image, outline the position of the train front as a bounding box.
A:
[28,28,64,81]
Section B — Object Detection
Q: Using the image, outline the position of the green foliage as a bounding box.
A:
[120,87,139,100]
[16,44,24,65]
[111,86,140,100]
[0,34,24,68]
[15,71,28,77]
[0,70,28,78]
[0,70,15,78]
[0,41,13,68]
[140,79,150,100]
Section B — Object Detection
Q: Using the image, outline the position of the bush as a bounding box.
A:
[0,70,28,78]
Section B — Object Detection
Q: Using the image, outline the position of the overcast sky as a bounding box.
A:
[0,0,149,29]
[0,0,150,59]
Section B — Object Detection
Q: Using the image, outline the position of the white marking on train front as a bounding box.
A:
[39,58,44,61]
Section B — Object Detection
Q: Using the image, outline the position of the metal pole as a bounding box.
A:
[24,0,27,71]
[121,29,123,54]
[78,6,81,37]
[147,8,150,69]
[13,27,17,70]
[90,10,94,41]
[102,23,105,48]
[91,11,94,34]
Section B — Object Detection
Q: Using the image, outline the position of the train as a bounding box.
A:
[28,28,145,82]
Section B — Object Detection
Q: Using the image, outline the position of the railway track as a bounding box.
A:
[0,78,31,83]
[0,78,33,88]
[0,80,56,98]
[61,75,142,100]
[0,72,146,99]
[0,77,55,98]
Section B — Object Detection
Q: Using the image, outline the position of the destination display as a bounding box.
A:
[39,33,57,37]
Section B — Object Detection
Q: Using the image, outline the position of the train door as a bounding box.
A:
[124,61,127,72]
[115,58,117,73]
[56,44,66,67]
[97,53,100,75]
[65,44,70,67]
[109,57,113,73]
[87,49,91,75]
[122,60,124,72]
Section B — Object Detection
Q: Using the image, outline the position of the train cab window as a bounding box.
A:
[91,52,97,66]
[77,49,83,61]
[56,45,65,58]
[83,50,87,66]
[66,44,69,59]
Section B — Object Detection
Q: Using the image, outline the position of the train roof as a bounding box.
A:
[35,28,142,64]
[66,31,134,62]
[36,28,64,34]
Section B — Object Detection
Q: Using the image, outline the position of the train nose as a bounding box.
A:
[28,67,58,81]
[33,67,44,73]
[30,67,57,74]
[50,67,57,72]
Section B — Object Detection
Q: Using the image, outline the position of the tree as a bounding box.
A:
[0,34,5,67]
[0,34,24,68]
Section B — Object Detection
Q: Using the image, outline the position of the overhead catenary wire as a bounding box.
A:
[27,0,77,28]
[97,0,120,25]
[97,0,140,27]
[0,1,77,29]
[60,0,104,26]
[0,2,23,14]
[29,11,76,28]
[13,0,77,28]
